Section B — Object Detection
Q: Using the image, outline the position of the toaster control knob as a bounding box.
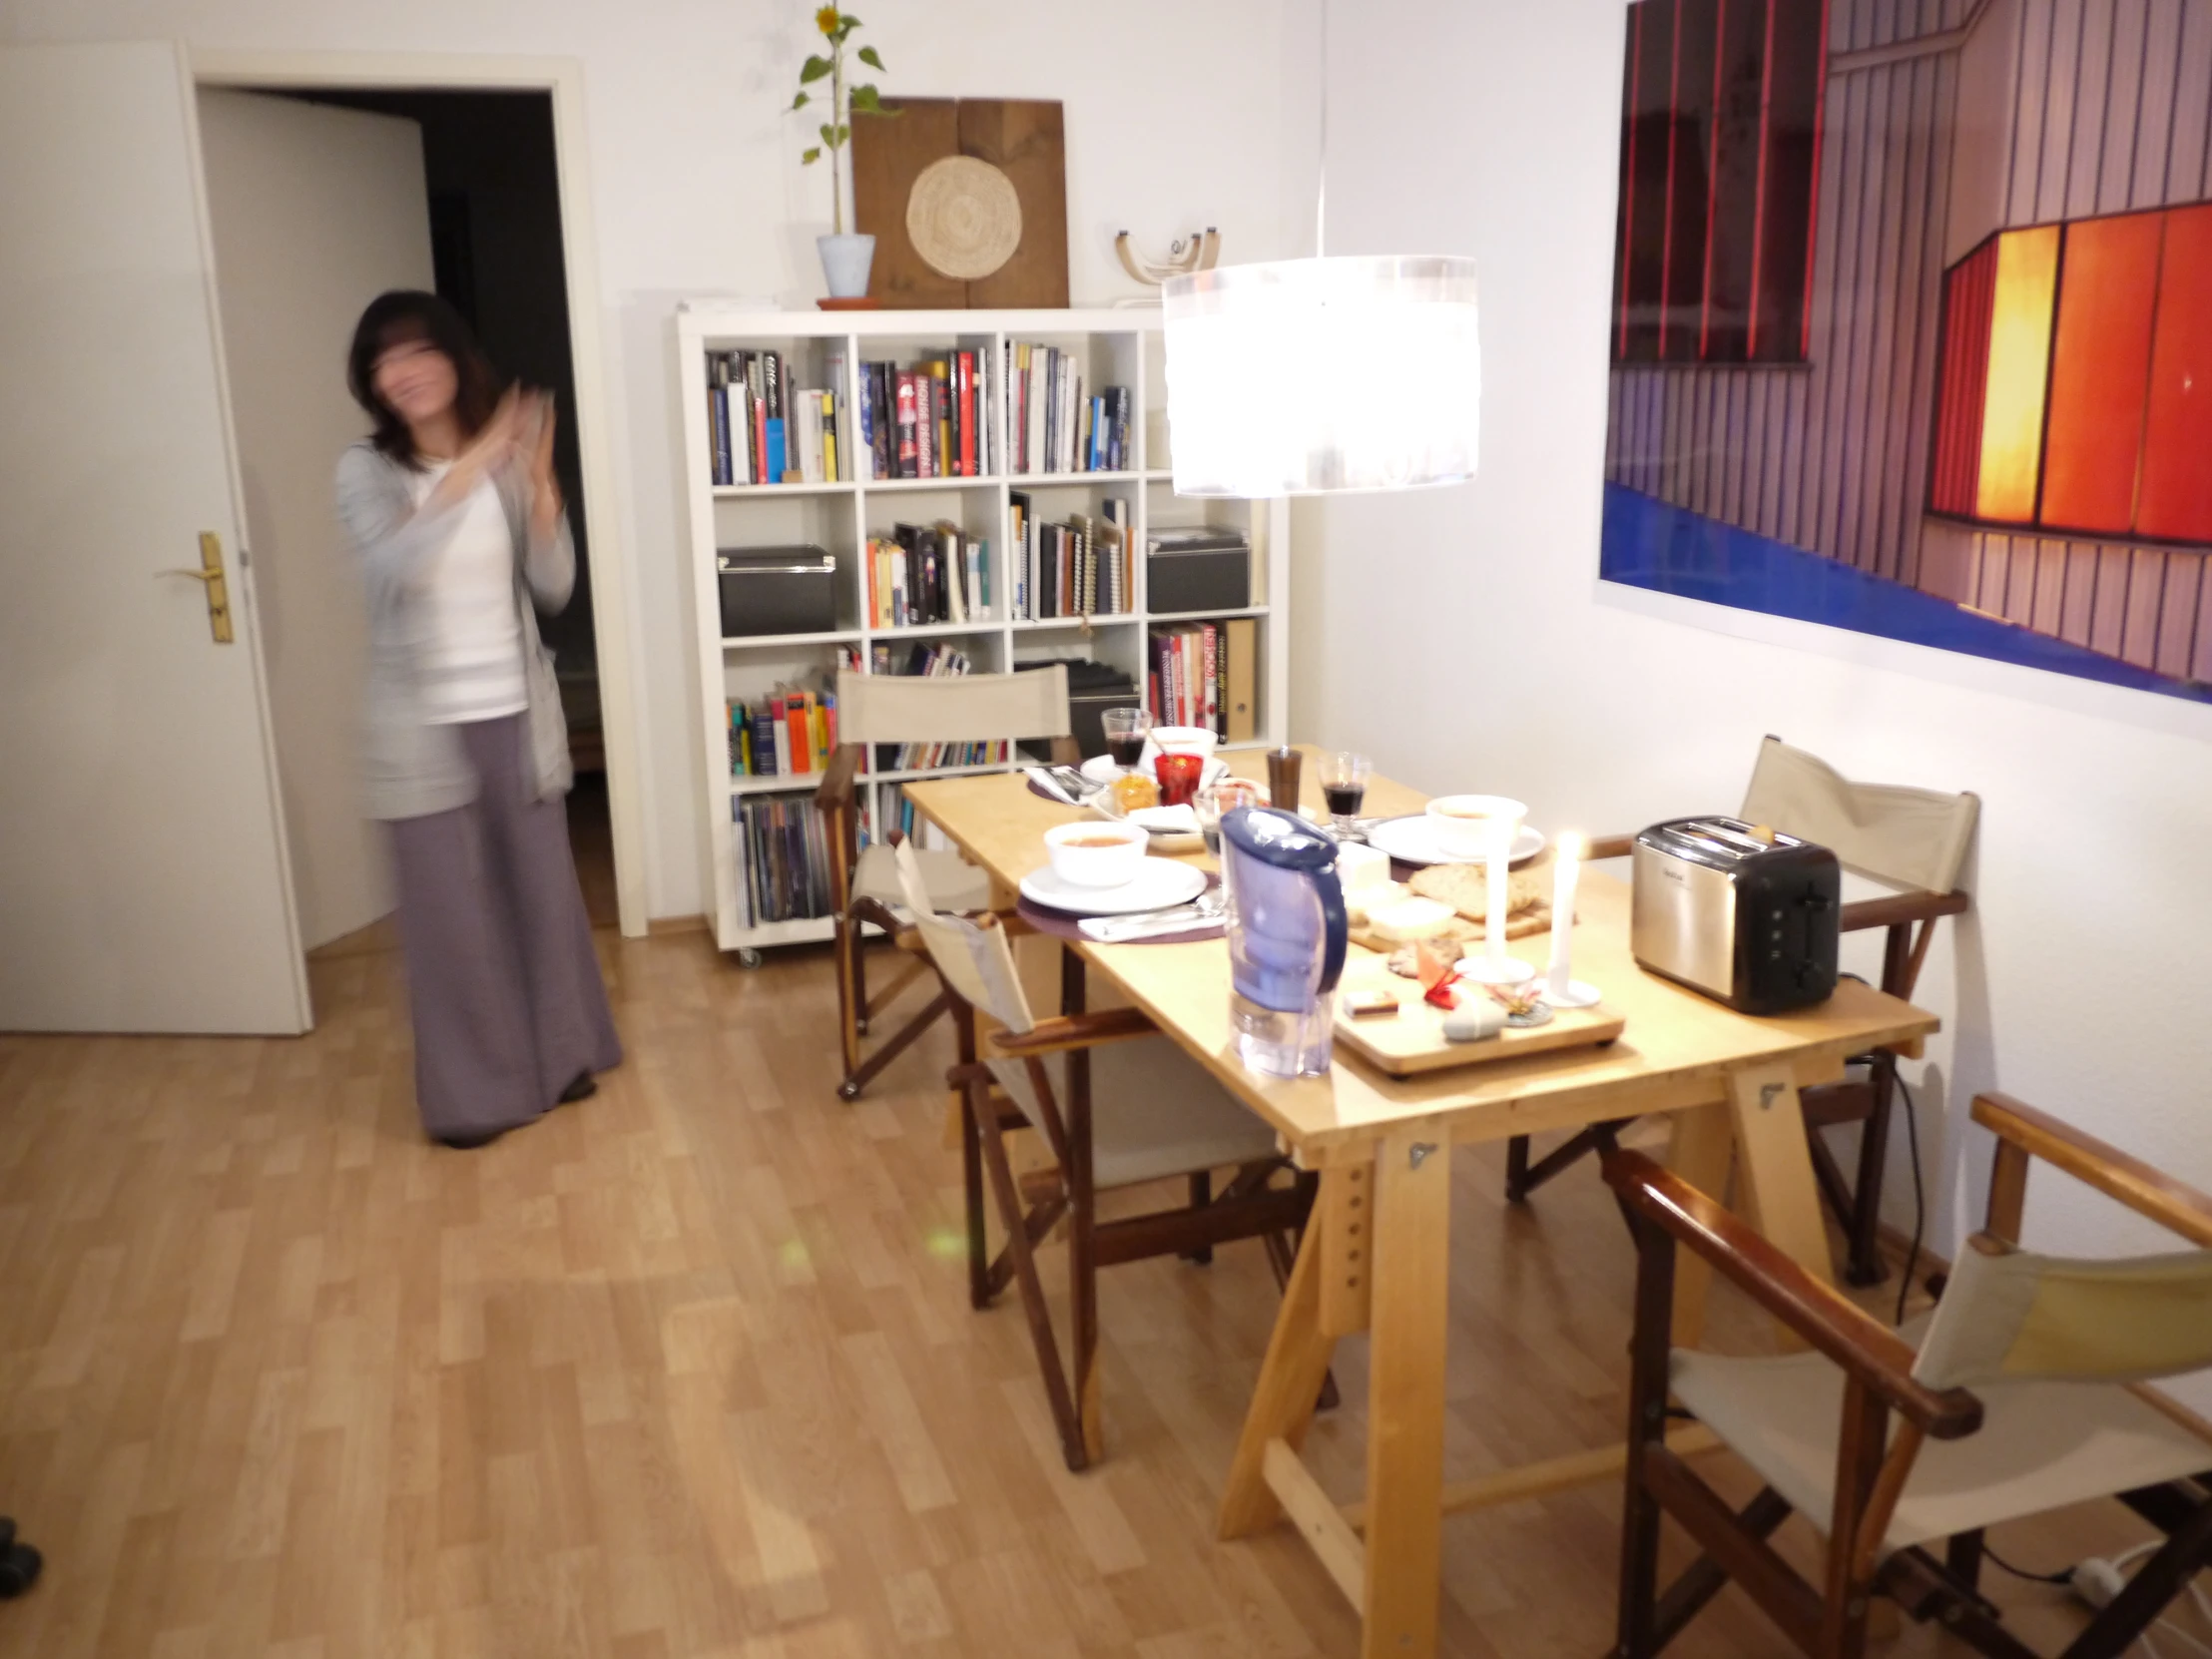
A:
[1801,891,1832,911]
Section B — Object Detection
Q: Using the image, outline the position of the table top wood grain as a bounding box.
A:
[903,751,1937,1162]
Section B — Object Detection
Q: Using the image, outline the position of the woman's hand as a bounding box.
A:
[527,392,562,510]
[518,390,564,543]
[426,387,523,511]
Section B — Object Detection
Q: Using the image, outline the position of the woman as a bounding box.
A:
[336,290,620,1148]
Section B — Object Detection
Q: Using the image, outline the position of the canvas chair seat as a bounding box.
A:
[986,1035,1283,1191]
[851,842,991,915]
[1671,1322,2212,1554]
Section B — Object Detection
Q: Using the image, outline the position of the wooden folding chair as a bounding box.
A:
[1507,735,1978,1284]
[1602,1091,2212,1659]
[887,839,1321,1471]
[818,664,1077,1101]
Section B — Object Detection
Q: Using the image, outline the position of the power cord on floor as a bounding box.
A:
[2066,1539,2212,1658]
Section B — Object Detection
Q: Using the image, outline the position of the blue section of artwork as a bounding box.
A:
[1598,484,2212,705]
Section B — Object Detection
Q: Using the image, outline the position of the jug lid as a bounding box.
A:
[1221,806,1338,870]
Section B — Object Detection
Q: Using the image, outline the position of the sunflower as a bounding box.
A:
[816,6,839,35]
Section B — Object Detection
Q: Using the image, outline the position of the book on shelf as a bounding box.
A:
[1146,616,1257,743]
[730,793,835,927]
[708,348,841,485]
[863,642,1009,772]
[1005,493,1132,621]
[729,680,839,778]
[852,347,990,481]
[1004,343,1128,474]
[865,522,991,628]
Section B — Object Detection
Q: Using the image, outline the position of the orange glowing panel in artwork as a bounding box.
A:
[2136,203,2212,544]
[1973,225,2060,524]
[2040,212,2164,535]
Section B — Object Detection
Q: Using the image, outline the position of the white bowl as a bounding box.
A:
[1425,794,1527,859]
[1044,820,1149,887]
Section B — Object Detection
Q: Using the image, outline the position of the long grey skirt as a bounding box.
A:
[386,713,622,1142]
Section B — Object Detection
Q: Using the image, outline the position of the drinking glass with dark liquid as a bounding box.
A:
[1102,707,1153,772]
[1196,780,1263,857]
[1318,751,1373,833]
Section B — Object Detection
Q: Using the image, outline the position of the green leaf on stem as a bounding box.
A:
[848,84,883,113]
[856,45,883,69]
[791,91,811,110]
[800,54,831,83]
[802,147,822,164]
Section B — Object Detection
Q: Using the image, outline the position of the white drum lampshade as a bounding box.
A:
[1160,255,1481,497]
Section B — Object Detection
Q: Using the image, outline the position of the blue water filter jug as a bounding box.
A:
[1219,806,1349,1078]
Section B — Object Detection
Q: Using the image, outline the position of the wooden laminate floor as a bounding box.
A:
[0,925,2186,1658]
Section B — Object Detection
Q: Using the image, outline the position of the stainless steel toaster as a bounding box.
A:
[1630,818,1840,1014]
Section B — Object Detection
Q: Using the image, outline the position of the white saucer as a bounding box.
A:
[1366,816,1546,868]
[1080,753,1231,790]
[1019,858,1210,917]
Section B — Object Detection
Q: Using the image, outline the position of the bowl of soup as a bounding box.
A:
[1044,820,1150,887]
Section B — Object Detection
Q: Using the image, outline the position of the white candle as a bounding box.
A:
[1484,838,1511,968]
[1546,831,1587,1002]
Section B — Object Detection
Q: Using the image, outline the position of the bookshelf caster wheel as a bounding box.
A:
[855,1017,869,1035]
[736,948,765,969]
[836,1080,862,1102]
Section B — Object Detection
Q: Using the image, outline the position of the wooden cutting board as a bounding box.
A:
[1332,955,1625,1076]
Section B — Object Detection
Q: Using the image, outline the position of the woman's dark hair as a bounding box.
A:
[345,290,503,464]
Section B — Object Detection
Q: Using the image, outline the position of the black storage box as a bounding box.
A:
[1146,529,1251,615]
[717,546,837,637]
[1015,659,1139,761]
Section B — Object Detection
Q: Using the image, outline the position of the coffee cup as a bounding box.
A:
[1425,794,1526,859]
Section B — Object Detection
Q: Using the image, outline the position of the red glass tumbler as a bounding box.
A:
[1154,753,1205,807]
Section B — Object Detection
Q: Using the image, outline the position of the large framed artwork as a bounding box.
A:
[1600,0,2212,706]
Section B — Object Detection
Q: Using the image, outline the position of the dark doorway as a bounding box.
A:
[285,87,615,926]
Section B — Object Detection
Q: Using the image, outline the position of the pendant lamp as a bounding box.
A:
[1161,3,1480,498]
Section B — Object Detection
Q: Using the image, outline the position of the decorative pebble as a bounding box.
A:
[1506,1003,1554,1028]
[1441,1001,1506,1042]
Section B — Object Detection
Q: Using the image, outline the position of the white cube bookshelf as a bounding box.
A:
[676,304,1292,955]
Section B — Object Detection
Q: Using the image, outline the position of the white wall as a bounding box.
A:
[1296,0,2212,1364]
[3,0,1301,923]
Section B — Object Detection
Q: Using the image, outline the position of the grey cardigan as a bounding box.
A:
[335,439,576,821]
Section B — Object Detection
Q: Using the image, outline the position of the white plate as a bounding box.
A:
[1019,857,1210,916]
[1366,816,1546,867]
[1080,753,1232,790]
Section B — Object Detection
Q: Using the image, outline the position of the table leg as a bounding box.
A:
[1220,1189,1343,1538]
[1664,1101,1735,1348]
[1728,1062,1837,1287]
[1361,1125,1452,1659]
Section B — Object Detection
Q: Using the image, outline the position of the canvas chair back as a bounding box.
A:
[1912,1235,2212,1389]
[890,838,1035,1036]
[1739,736,1978,894]
[836,665,1070,748]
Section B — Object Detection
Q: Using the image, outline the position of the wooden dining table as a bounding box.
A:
[902,747,1938,1659]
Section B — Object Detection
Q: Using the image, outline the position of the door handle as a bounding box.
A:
[155,532,234,643]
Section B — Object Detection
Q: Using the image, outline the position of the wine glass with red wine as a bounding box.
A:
[1102,707,1153,773]
[1318,751,1373,833]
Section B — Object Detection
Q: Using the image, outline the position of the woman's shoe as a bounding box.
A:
[557,1072,598,1105]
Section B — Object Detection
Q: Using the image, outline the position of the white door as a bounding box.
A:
[198,89,435,950]
[0,42,309,1034]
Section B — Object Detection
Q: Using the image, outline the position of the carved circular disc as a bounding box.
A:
[906,156,1023,280]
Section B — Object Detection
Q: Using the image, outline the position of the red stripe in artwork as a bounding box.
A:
[1619,2,1644,359]
[1800,0,1831,361]
[1747,0,1776,358]
[1660,0,1683,358]
[1700,0,1726,359]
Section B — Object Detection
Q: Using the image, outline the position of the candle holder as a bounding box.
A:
[1457,823,1535,986]
[1541,830,1601,1006]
